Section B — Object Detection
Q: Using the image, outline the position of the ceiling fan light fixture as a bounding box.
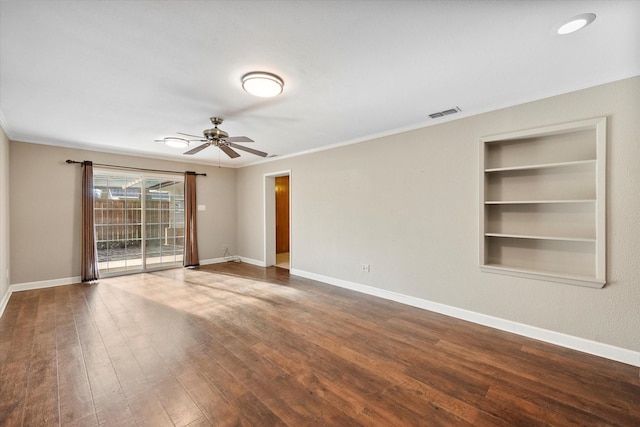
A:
[242,72,284,97]
[557,13,596,35]
[163,137,190,148]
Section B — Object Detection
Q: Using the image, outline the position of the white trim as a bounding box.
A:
[239,257,267,267]
[202,257,264,267]
[263,170,292,177]
[0,288,11,318]
[199,257,227,265]
[290,268,640,368]
[10,276,82,292]
[263,174,276,268]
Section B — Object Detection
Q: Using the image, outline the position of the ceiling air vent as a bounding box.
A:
[429,106,461,119]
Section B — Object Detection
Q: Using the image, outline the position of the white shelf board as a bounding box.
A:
[481,264,605,288]
[484,199,596,205]
[484,159,596,173]
[484,233,595,242]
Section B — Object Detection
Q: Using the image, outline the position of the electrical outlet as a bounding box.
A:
[361,264,370,272]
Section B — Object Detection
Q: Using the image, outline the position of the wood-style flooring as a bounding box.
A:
[0,262,638,426]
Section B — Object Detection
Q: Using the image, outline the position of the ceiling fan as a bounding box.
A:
[158,117,268,158]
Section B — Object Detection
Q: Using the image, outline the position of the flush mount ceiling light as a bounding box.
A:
[557,13,596,35]
[163,137,190,148]
[242,72,284,97]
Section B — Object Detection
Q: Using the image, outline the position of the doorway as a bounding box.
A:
[264,171,291,269]
[275,176,290,268]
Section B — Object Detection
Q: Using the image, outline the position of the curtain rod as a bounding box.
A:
[65,160,207,176]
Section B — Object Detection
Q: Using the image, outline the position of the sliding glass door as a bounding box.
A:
[144,178,184,269]
[93,172,184,275]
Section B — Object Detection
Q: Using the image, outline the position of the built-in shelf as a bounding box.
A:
[484,199,596,205]
[479,117,606,287]
[484,159,596,173]
[484,233,596,242]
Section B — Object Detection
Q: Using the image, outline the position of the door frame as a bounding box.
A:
[263,170,291,267]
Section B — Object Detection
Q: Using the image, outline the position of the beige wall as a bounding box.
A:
[0,127,9,304]
[9,143,237,284]
[236,76,640,352]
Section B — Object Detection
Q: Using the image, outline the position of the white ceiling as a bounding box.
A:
[1,1,639,167]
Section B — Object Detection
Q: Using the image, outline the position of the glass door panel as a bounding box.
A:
[94,172,183,276]
[145,178,183,269]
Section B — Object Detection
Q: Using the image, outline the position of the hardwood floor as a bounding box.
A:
[0,262,638,426]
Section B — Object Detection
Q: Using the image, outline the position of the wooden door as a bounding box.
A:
[275,176,290,254]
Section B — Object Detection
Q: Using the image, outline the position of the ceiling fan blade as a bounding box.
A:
[177,132,204,139]
[225,136,254,143]
[219,144,240,158]
[228,142,268,157]
[183,142,210,155]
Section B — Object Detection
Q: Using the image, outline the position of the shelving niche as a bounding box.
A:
[479,117,606,288]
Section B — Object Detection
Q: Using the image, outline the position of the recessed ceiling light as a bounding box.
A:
[242,72,284,97]
[557,13,596,35]
[163,137,189,148]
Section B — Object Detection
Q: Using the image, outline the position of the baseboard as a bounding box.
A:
[10,276,82,293]
[290,268,640,368]
[201,256,266,267]
[199,257,227,265]
[239,257,267,267]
